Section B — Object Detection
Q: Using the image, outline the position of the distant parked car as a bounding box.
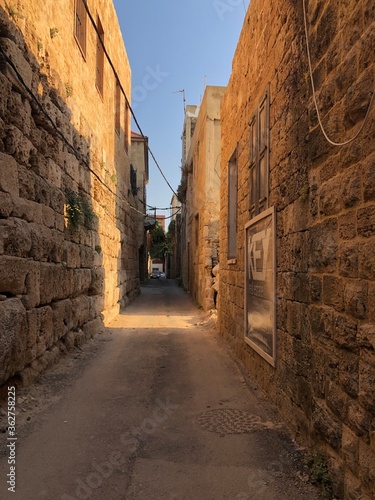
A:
[159,272,166,278]
[150,271,160,279]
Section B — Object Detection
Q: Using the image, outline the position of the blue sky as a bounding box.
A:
[113,0,250,216]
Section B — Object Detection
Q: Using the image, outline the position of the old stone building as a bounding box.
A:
[219,0,374,497]
[130,131,149,281]
[167,193,181,279]
[180,86,225,310]
[0,0,146,388]
[181,104,199,167]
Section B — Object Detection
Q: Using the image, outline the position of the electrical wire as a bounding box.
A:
[0,44,146,218]
[145,209,181,230]
[82,0,178,198]
[130,111,179,199]
[146,210,181,221]
[302,0,374,146]
[138,199,181,211]
[160,207,182,221]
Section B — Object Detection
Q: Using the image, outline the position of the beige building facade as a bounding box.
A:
[181,86,225,310]
[219,0,374,497]
[168,193,181,279]
[130,131,149,282]
[0,0,145,387]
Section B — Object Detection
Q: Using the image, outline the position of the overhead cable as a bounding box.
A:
[302,0,374,146]
[139,199,181,211]
[0,44,146,218]
[82,0,178,198]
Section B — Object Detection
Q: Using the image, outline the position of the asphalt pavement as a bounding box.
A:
[0,280,322,499]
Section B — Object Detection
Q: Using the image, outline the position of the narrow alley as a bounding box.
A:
[0,282,321,500]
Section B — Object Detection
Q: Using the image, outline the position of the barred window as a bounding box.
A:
[96,16,104,96]
[115,79,121,135]
[227,147,238,260]
[249,85,270,219]
[130,164,137,196]
[74,0,87,57]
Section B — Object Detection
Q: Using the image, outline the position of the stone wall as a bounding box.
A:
[182,86,225,310]
[219,0,374,497]
[130,133,149,281]
[0,0,142,389]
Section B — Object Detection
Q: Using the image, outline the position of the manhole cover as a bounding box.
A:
[197,408,264,434]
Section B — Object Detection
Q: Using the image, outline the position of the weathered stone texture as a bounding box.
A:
[0,299,27,382]
[219,0,375,497]
[181,87,225,311]
[0,1,142,388]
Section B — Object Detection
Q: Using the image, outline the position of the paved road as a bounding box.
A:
[0,280,321,499]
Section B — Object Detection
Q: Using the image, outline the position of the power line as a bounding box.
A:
[163,208,181,221]
[81,0,178,198]
[0,45,146,218]
[173,89,186,114]
[139,199,181,211]
[151,207,181,222]
[1,0,179,215]
[302,0,374,146]
[130,109,178,198]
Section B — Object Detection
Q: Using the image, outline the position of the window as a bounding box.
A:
[95,16,104,96]
[227,148,238,260]
[115,79,121,135]
[130,164,137,196]
[74,0,87,57]
[249,85,270,219]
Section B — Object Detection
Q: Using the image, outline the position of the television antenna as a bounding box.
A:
[173,89,186,114]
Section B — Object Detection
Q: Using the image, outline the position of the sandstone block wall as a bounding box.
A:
[0,1,142,389]
[219,0,374,497]
[182,87,225,311]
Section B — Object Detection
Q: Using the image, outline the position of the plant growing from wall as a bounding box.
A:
[149,221,169,259]
[165,219,175,251]
[177,176,187,203]
[177,164,189,203]
[50,27,59,39]
[167,219,175,235]
[65,83,73,98]
[300,183,310,201]
[65,189,97,232]
[80,196,96,230]
[304,453,333,499]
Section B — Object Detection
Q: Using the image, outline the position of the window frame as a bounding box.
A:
[249,85,270,219]
[95,16,105,97]
[115,78,121,135]
[130,163,137,196]
[227,147,238,261]
[74,0,87,59]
